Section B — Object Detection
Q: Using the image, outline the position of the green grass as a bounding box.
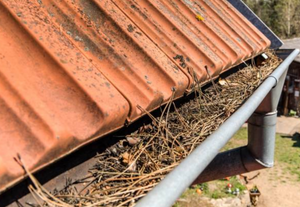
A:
[174,176,246,206]
[274,132,300,181]
[179,183,209,198]
[204,176,246,199]
[221,127,248,151]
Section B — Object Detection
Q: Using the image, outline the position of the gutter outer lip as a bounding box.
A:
[136,49,300,207]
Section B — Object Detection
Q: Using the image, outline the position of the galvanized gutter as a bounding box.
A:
[136,49,300,207]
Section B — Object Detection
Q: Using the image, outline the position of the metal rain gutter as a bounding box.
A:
[136,49,300,207]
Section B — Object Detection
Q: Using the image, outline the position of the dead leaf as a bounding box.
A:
[126,136,141,146]
[128,161,137,172]
[122,152,130,164]
[219,78,227,86]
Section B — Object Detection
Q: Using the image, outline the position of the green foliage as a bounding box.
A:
[211,190,225,199]
[243,0,300,38]
[201,176,247,199]
[274,132,300,181]
[200,183,209,194]
[229,176,247,192]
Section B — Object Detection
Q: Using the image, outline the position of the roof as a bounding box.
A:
[0,0,270,192]
[281,38,300,62]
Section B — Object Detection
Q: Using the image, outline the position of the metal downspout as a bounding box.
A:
[136,49,299,207]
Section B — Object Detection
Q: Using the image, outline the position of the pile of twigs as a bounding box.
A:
[24,51,282,206]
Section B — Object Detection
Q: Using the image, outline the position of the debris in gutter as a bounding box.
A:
[20,51,282,206]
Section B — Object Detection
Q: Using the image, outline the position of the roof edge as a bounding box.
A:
[228,0,283,49]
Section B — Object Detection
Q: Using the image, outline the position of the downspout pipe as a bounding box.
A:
[192,112,278,184]
[136,49,299,207]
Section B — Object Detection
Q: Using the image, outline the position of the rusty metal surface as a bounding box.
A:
[0,0,270,193]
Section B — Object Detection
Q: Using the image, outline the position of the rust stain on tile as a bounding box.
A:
[0,0,270,192]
